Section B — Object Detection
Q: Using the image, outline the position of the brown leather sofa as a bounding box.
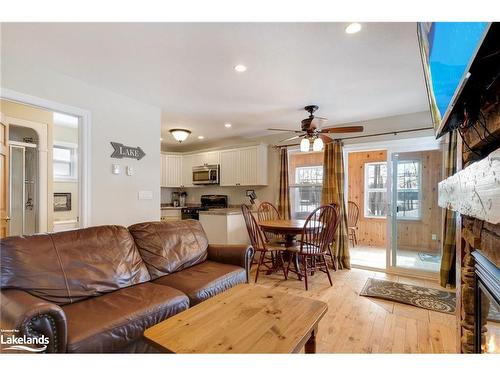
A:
[0,220,253,353]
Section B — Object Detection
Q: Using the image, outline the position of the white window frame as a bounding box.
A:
[364,161,388,218]
[395,159,422,221]
[53,141,78,182]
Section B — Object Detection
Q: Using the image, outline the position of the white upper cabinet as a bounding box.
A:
[161,145,267,188]
[220,149,239,186]
[220,144,267,186]
[161,154,182,187]
[181,154,195,187]
[191,151,220,166]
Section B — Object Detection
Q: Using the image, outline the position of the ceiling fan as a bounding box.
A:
[269,105,364,151]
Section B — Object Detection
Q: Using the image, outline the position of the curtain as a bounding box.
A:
[278,148,291,220]
[440,131,458,287]
[321,140,350,269]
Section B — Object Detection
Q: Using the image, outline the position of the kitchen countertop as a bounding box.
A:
[199,208,249,216]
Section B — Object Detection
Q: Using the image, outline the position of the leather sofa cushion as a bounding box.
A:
[128,220,208,279]
[152,260,246,305]
[0,226,150,305]
[62,282,189,353]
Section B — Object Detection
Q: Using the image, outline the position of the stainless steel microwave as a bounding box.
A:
[192,164,220,185]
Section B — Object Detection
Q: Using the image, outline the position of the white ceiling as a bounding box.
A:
[1,23,430,150]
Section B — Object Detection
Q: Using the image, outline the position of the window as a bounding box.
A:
[396,160,421,219]
[288,151,324,220]
[53,143,77,180]
[364,162,387,218]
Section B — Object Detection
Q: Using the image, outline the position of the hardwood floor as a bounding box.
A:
[251,266,457,353]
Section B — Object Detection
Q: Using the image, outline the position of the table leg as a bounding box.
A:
[304,327,317,354]
[283,234,302,280]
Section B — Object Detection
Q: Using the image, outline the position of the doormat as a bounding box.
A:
[360,278,455,314]
[418,252,441,264]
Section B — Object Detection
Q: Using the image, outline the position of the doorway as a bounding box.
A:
[0,95,88,237]
[344,137,443,277]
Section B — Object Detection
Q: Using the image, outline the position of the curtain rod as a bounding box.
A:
[274,126,434,148]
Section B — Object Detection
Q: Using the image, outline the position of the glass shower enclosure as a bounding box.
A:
[9,141,38,236]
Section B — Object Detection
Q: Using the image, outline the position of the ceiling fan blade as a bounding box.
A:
[279,135,303,143]
[319,133,333,144]
[320,126,364,133]
[268,128,303,133]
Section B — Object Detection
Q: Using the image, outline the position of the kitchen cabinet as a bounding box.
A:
[220,144,267,186]
[161,208,182,221]
[161,154,182,187]
[199,212,250,245]
[193,151,220,166]
[181,154,195,187]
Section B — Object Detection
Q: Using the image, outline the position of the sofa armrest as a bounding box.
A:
[0,289,67,353]
[207,244,254,282]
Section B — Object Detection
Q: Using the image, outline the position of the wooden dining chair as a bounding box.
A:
[241,204,287,283]
[326,203,341,271]
[347,201,360,247]
[285,205,338,290]
[257,201,285,244]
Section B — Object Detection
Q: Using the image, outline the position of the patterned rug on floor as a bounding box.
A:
[360,278,456,314]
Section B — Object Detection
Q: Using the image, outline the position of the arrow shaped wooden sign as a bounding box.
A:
[110,142,146,160]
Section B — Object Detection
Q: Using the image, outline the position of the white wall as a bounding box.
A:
[2,57,162,227]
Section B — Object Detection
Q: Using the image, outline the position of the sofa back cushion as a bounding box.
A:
[128,220,208,279]
[0,226,150,305]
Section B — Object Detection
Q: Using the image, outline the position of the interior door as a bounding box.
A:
[0,116,9,238]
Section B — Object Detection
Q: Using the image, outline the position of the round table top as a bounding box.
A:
[258,219,307,234]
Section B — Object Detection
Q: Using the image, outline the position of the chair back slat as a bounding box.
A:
[347,201,359,228]
[241,204,267,251]
[257,202,281,222]
[299,205,338,255]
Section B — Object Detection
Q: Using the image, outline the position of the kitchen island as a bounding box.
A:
[199,208,250,245]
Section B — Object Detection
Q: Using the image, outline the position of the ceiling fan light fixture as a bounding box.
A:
[300,138,310,152]
[169,129,191,143]
[313,137,324,152]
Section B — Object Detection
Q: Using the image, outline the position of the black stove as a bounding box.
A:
[181,195,228,220]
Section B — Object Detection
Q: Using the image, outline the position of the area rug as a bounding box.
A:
[418,252,441,264]
[360,278,456,314]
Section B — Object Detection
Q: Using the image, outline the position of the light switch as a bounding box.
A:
[138,190,153,200]
[112,164,121,175]
[126,166,134,176]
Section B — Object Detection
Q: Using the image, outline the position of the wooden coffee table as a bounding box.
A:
[144,284,327,353]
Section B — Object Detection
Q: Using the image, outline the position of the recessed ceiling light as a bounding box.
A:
[224,123,232,128]
[234,64,247,73]
[198,135,205,139]
[160,137,163,141]
[345,23,362,34]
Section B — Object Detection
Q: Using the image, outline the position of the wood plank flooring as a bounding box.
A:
[251,267,457,353]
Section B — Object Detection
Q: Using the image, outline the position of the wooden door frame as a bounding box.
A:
[1,88,92,228]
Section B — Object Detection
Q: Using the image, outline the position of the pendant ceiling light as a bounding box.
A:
[312,137,324,152]
[300,138,310,152]
[169,129,191,143]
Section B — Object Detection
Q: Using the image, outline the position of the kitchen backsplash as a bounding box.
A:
[161,185,276,206]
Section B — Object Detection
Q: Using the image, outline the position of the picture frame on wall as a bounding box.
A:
[54,193,72,211]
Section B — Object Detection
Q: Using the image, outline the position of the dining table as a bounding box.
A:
[258,219,312,277]
[258,219,307,248]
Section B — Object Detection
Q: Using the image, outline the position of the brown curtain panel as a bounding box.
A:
[440,131,458,287]
[321,140,350,269]
[278,148,291,220]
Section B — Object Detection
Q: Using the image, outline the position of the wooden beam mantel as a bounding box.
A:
[438,147,500,224]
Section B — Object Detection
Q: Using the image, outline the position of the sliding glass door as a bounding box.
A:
[388,149,443,275]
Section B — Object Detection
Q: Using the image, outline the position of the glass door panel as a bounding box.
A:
[390,150,443,273]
